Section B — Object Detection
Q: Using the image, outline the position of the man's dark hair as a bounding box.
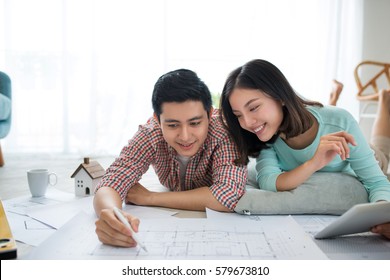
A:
[152,69,212,121]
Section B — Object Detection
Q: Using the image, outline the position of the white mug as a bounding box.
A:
[27,169,58,197]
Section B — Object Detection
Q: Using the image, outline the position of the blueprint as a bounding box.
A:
[26,211,327,260]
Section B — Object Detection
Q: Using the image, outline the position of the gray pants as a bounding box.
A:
[371,136,390,174]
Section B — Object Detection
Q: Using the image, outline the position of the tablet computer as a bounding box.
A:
[314,201,390,239]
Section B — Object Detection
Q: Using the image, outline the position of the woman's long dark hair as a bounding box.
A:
[220,59,322,165]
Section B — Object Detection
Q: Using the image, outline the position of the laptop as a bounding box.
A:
[314,201,390,239]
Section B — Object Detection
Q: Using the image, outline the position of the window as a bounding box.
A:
[0,0,363,154]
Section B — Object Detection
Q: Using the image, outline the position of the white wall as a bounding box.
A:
[362,0,390,62]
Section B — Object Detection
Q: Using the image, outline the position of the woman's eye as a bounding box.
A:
[250,105,259,112]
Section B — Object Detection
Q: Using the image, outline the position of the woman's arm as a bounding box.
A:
[345,116,390,202]
[257,131,356,191]
[276,131,357,191]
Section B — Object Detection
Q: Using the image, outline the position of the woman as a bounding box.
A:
[220,59,390,239]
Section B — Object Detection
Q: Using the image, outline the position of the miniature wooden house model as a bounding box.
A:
[70,157,105,197]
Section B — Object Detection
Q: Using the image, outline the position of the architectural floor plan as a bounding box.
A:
[27,212,327,260]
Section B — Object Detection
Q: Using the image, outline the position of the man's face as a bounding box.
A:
[158,100,210,157]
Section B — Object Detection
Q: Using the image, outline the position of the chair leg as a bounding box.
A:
[0,142,4,167]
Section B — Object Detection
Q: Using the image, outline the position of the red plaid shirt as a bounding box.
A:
[95,109,247,210]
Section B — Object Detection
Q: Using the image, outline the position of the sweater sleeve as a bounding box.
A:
[255,146,282,192]
[254,107,390,201]
[345,112,390,202]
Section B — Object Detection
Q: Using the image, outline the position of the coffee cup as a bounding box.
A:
[27,169,58,197]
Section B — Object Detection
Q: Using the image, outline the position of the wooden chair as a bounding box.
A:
[354,61,390,141]
[354,60,390,101]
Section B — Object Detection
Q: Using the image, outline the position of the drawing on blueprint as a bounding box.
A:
[90,218,322,259]
[27,212,327,260]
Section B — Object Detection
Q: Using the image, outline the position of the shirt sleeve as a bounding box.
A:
[94,125,155,201]
[255,146,282,192]
[209,138,247,210]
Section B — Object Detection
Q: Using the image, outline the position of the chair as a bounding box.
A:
[0,71,12,167]
[354,60,390,101]
[353,61,390,142]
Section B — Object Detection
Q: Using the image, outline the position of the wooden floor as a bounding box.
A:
[0,153,115,200]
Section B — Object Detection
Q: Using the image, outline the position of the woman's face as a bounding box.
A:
[229,88,284,142]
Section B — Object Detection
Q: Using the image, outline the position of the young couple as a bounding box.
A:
[94,60,390,247]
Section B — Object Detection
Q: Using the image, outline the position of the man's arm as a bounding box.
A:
[126,183,231,212]
[94,187,123,215]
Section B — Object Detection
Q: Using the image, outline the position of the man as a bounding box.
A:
[94,69,247,247]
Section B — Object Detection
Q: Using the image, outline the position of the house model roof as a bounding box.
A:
[70,157,105,179]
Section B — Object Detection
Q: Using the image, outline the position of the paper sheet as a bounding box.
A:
[5,211,56,246]
[27,196,95,229]
[123,205,178,218]
[5,197,177,248]
[3,189,76,245]
[3,188,75,216]
[26,211,327,260]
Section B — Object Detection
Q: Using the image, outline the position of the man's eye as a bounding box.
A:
[190,122,201,126]
[167,124,178,128]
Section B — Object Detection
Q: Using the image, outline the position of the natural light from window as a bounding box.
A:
[0,0,362,155]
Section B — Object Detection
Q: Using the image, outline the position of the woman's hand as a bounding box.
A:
[310,131,357,171]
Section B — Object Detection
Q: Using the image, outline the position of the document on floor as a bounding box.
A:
[5,211,56,246]
[2,188,75,216]
[26,210,327,260]
[2,189,76,246]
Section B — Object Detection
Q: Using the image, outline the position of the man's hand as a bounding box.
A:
[95,207,141,247]
[371,223,390,240]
